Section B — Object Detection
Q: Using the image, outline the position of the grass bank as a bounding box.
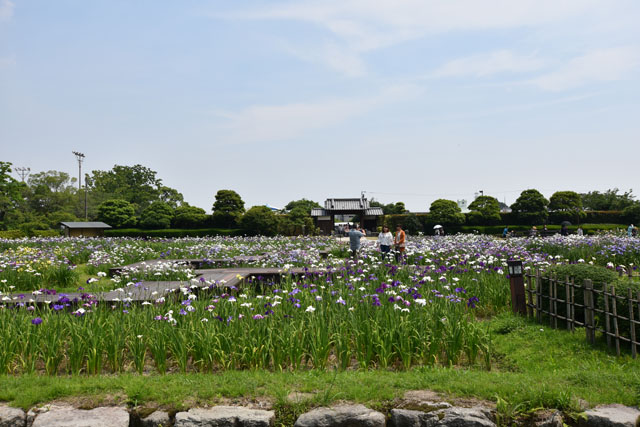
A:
[1,314,637,413]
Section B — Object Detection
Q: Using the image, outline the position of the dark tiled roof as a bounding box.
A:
[60,222,112,229]
[324,198,369,210]
[364,207,384,216]
[311,205,384,217]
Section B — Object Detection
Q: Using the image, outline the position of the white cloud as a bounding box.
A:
[211,85,419,144]
[0,0,14,21]
[531,47,640,91]
[283,42,366,77]
[219,0,609,76]
[432,50,546,78]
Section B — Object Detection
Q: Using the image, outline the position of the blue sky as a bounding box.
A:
[1,0,639,212]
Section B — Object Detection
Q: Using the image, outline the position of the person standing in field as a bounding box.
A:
[377,225,393,261]
[394,224,406,262]
[628,224,635,237]
[348,224,366,259]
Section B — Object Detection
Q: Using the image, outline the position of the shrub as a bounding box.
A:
[241,206,278,236]
[0,230,25,239]
[139,201,174,229]
[605,278,640,343]
[104,228,241,237]
[97,199,137,228]
[540,264,618,325]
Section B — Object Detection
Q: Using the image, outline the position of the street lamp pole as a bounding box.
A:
[72,151,87,220]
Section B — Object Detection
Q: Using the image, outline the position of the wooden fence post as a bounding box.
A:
[565,277,572,331]
[604,284,611,349]
[584,279,595,345]
[536,269,542,323]
[526,274,534,318]
[611,287,620,356]
[631,288,637,359]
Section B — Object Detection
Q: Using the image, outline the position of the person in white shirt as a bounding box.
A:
[377,225,393,261]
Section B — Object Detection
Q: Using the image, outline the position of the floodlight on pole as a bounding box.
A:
[15,167,30,182]
[72,151,84,190]
[72,151,87,220]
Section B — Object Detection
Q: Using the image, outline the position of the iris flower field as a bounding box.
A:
[1,234,639,376]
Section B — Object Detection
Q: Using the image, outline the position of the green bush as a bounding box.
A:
[550,264,618,287]
[32,230,61,237]
[607,278,640,343]
[540,264,618,325]
[105,228,242,237]
[0,230,26,239]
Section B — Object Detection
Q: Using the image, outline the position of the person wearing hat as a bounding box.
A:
[529,226,538,237]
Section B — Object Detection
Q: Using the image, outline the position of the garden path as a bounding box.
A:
[7,264,321,304]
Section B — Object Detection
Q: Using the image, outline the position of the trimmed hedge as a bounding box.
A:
[0,229,61,239]
[0,230,26,239]
[104,228,243,238]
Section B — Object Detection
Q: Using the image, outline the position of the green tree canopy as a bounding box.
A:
[212,190,245,228]
[622,202,640,224]
[580,188,635,211]
[467,195,501,224]
[87,165,183,216]
[172,204,208,229]
[371,200,407,215]
[26,170,78,216]
[511,189,549,225]
[428,199,465,225]
[0,162,23,227]
[285,198,320,213]
[139,201,174,229]
[97,199,137,228]
[241,206,277,236]
[549,191,585,223]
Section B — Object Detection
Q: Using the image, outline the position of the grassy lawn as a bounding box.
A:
[1,313,637,415]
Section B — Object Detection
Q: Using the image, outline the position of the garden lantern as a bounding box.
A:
[507,260,526,315]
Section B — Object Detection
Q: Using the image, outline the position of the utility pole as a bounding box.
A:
[72,151,87,220]
[14,167,30,182]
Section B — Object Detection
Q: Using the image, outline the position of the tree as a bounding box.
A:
[285,199,321,213]
[139,201,174,229]
[159,186,184,209]
[279,206,316,235]
[428,199,465,225]
[549,191,585,223]
[467,195,501,224]
[26,170,78,216]
[581,188,635,211]
[511,189,549,225]
[403,213,423,235]
[87,164,183,215]
[97,199,137,228]
[172,204,208,228]
[622,202,640,224]
[212,190,245,228]
[241,206,278,236]
[0,162,23,228]
[371,200,407,215]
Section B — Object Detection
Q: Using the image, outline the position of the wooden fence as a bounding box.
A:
[524,270,640,358]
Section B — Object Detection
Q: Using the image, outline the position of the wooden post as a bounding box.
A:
[566,277,572,331]
[627,288,640,359]
[584,279,595,345]
[536,269,542,323]
[552,275,558,329]
[611,287,620,356]
[526,274,534,318]
[604,283,611,349]
[571,278,577,331]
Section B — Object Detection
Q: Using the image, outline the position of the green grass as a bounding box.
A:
[1,314,637,414]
